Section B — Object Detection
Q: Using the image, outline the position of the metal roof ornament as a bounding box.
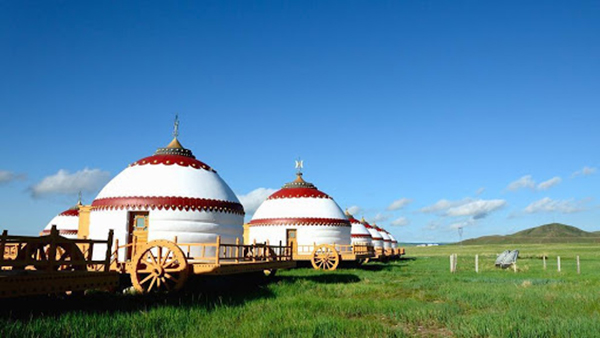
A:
[173,113,180,139]
[295,157,303,175]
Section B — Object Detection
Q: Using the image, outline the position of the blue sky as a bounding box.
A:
[1,1,599,242]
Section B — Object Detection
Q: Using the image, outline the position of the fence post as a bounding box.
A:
[577,255,580,274]
[543,256,546,270]
[450,254,454,273]
[105,229,114,272]
[235,238,240,263]
[215,236,221,265]
[0,230,7,264]
[513,262,517,273]
[48,225,59,271]
[454,254,458,272]
[475,254,479,273]
[557,256,561,272]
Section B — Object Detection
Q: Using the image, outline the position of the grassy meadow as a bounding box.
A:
[3,243,600,337]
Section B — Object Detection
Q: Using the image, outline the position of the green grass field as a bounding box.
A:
[3,243,600,337]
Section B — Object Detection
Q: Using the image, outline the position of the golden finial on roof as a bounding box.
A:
[345,209,351,217]
[77,191,82,206]
[361,216,366,223]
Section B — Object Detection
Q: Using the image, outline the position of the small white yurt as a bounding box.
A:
[345,210,372,247]
[41,202,81,239]
[363,219,384,250]
[377,226,392,252]
[247,172,351,252]
[88,133,244,259]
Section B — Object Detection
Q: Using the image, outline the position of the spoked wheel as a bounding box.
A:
[311,244,340,271]
[16,241,86,271]
[130,240,189,293]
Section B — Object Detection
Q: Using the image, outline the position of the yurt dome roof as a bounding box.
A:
[250,173,349,227]
[90,136,244,215]
[42,200,81,236]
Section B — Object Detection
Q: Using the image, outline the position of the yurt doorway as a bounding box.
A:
[127,211,149,259]
[286,229,297,249]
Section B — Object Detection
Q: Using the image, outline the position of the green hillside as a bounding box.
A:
[461,223,600,245]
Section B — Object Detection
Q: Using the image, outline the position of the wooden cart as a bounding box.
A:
[109,237,296,293]
[291,243,375,271]
[0,226,118,298]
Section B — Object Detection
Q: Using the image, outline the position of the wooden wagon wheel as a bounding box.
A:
[16,241,86,271]
[130,240,189,293]
[311,244,340,271]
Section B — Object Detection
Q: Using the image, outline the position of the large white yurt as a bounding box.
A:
[345,210,372,247]
[88,134,244,259]
[247,172,351,251]
[363,219,384,250]
[41,202,81,239]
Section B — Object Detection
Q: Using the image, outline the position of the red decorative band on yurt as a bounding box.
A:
[351,234,372,238]
[59,209,79,217]
[130,155,216,172]
[91,196,244,215]
[249,217,351,227]
[267,188,331,200]
[41,229,78,235]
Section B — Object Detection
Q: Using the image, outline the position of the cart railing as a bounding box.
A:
[113,236,294,266]
[352,243,375,256]
[0,226,114,272]
[295,243,373,256]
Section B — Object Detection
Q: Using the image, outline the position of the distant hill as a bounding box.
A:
[461,223,600,245]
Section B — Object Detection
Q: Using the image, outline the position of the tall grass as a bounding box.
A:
[2,243,600,337]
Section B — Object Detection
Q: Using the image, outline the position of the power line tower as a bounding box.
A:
[458,227,464,246]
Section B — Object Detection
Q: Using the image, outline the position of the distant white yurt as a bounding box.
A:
[388,232,398,250]
[247,172,351,250]
[364,219,384,250]
[88,134,244,259]
[345,210,372,247]
[41,202,81,239]
[378,226,392,251]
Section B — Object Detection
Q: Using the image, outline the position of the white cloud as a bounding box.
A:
[237,187,277,215]
[420,198,471,214]
[390,217,409,227]
[346,205,362,216]
[475,187,485,196]
[446,199,506,219]
[507,175,535,191]
[0,170,25,184]
[424,220,440,231]
[30,168,111,198]
[572,166,597,178]
[537,177,562,190]
[373,213,391,222]
[524,197,587,214]
[387,198,412,211]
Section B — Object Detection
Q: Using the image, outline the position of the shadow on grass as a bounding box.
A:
[0,272,276,321]
[276,273,361,284]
